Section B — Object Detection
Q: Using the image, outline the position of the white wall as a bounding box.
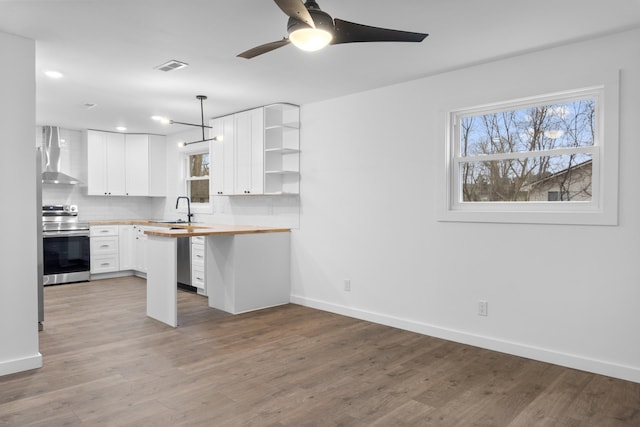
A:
[0,32,42,375]
[291,28,640,383]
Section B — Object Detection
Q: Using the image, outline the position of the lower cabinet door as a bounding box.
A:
[191,266,205,290]
[91,255,120,274]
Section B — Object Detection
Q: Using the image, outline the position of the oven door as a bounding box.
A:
[43,232,90,285]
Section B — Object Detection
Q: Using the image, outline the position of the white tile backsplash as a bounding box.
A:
[40,126,154,221]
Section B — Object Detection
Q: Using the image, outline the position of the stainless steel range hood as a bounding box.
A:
[41,125,81,185]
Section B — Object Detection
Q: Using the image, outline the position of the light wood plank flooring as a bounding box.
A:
[1,277,639,426]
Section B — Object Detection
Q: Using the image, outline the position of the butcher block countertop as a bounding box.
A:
[144,224,290,238]
[89,220,290,237]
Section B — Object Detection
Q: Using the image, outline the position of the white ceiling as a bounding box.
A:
[1,0,639,135]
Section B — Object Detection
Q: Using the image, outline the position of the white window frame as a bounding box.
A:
[440,82,619,226]
[179,141,212,214]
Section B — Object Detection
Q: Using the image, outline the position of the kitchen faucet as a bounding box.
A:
[175,196,193,223]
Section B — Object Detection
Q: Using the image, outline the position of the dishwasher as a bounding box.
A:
[176,237,191,287]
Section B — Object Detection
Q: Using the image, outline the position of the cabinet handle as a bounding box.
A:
[196,255,203,258]
[196,277,203,281]
[101,263,110,266]
[100,244,109,248]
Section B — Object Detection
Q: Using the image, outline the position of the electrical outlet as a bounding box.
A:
[478,300,488,316]
[344,279,351,292]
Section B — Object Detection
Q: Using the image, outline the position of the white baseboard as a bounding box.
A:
[290,294,640,384]
[0,352,42,377]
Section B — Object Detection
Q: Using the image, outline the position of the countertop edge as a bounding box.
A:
[88,220,290,237]
[144,227,291,237]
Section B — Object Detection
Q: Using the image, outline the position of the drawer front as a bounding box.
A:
[191,266,205,290]
[90,225,119,237]
[91,255,120,273]
[191,236,205,245]
[91,236,119,255]
[191,246,205,266]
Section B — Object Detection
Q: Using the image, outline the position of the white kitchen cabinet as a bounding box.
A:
[211,114,235,196]
[90,225,120,273]
[263,103,300,195]
[86,130,166,197]
[118,225,136,270]
[191,235,206,295]
[234,107,264,195]
[90,225,119,238]
[210,104,300,196]
[87,131,126,196]
[125,134,166,196]
[133,225,166,273]
[134,225,148,273]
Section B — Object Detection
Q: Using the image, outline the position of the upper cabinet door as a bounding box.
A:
[86,130,125,196]
[105,132,126,195]
[87,130,108,195]
[124,134,149,196]
[234,107,264,195]
[211,115,235,196]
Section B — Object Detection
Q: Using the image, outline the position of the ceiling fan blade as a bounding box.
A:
[331,18,428,45]
[237,38,291,59]
[273,0,315,28]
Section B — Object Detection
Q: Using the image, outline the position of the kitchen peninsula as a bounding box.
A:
[144,224,291,327]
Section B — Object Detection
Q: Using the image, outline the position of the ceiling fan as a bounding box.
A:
[237,0,428,59]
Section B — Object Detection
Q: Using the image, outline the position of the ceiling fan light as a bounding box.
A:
[289,28,332,52]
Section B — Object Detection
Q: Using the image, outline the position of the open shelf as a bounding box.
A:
[263,103,300,195]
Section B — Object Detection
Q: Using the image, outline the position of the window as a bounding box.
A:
[186,151,210,204]
[441,84,619,225]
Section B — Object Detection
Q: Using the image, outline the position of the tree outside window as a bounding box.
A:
[458,98,595,203]
[187,152,210,204]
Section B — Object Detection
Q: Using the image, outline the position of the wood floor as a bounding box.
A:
[1,277,639,426]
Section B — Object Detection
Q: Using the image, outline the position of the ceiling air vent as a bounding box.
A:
[154,60,189,72]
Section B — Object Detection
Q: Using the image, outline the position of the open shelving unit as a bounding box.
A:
[263,103,300,195]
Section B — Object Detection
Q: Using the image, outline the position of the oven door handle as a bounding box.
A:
[43,231,90,238]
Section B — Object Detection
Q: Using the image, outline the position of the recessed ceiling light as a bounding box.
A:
[116,126,127,132]
[151,115,171,124]
[44,70,63,79]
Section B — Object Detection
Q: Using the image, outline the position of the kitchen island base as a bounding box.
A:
[206,232,290,315]
[146,236,178,327]
[145,227,290,327]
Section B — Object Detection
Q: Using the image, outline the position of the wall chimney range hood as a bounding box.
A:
[41,125,81,185]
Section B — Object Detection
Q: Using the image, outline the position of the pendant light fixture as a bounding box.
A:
[153,95,223,147]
